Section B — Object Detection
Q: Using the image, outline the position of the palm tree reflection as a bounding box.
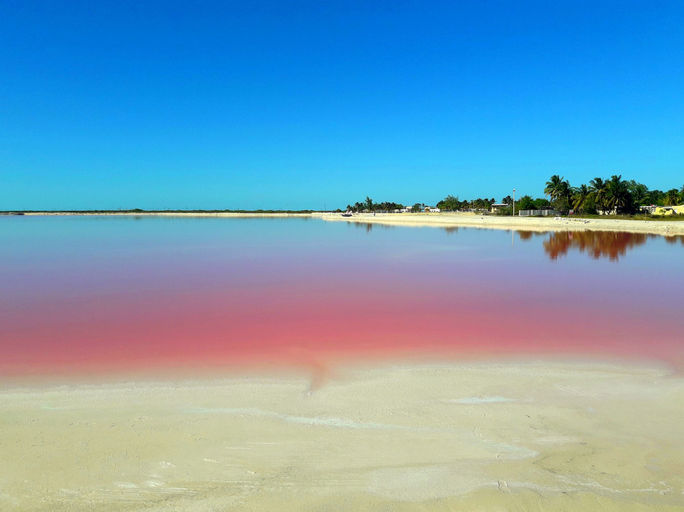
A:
[519,231,684,261]
[516,230,536,241]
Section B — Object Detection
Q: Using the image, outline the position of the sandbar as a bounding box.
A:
[4,211,683,235]
[320,212,684,236]
[2,360,683,511]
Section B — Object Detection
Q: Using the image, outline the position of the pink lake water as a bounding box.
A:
[1,216,683,378]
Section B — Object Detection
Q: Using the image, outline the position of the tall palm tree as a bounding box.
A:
[627,180,649,206]
[544,175,563,201]
[572,184,589,213]
[605,174,631,213]
[664,189,680,206]
[544,175,571,210]
[589,177,608,213]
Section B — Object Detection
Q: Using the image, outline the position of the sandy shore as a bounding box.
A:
[320,212,684,235]
[5,211,683,235]
[2,361,683,511]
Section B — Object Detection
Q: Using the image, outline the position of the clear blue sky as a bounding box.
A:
[2,1,683,210]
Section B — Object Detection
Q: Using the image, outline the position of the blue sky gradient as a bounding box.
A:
[2,1,683,209]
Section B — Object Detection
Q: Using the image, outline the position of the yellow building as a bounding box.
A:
[653,205,684,216]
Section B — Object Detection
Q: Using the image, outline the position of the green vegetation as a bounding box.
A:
[4,177,683,219]
[435,196,498,211]
[346,197,405,213]
[562,213,684,221]
[542,174,683,215]
[343,175,684,218]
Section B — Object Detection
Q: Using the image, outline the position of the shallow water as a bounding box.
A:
[1,216,683,376]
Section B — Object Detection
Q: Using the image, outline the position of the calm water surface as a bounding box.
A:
[1,216,683,377]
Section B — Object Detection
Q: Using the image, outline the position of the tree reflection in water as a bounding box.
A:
[514,230,684,261]
[349,223,683,260]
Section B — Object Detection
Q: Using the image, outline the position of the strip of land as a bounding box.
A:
[1,360,682,511]
[4,211,684,235]
[13,211,312,218]
[320,212,684,235]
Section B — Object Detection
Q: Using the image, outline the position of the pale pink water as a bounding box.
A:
[1,217,682,377]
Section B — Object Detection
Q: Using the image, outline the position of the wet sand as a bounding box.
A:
[2,361,683,511]
[321,212,684,235]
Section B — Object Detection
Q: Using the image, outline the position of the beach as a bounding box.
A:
[320,212,684,236]
[2,360,683,511]
[10,211,684,236]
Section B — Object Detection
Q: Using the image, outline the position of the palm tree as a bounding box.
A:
[626,180,649,206]
[572,184,589,213]
[664,189,680,206]
[545,174,571,210]
[589,177,608,213]
[605,174,632,214]
[544,175,563,201]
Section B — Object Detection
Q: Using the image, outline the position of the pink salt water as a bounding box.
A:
[1,216,682,378]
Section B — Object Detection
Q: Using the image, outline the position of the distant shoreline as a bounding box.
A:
[320,212,684,235]
[2,211,313,218]
[2,210,684,235]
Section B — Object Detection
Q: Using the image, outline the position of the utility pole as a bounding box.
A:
[512,188,516,216]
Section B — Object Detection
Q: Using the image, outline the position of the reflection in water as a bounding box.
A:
[665,235,684,245]
[353,222,396,233]
[513,230,684,261]
[516,230,546,241]
[347,222,683,259]
[543,231,648,261]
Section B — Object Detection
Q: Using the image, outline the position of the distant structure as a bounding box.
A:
[518,209,560,217]
[652,205,684,216]
[424,206,440,212]
[490,203,508,213]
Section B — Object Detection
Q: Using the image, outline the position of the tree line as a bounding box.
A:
[345,175,683,215]
[346,197,407,213]
[541,174,683,214]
